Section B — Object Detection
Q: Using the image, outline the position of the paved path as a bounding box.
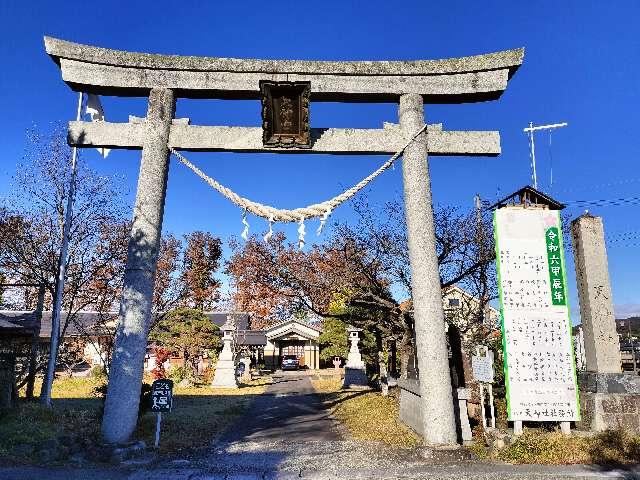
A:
[216,371,342,445]
[3,373,640,478]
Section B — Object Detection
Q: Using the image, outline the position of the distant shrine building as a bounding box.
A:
[263,319,322,370]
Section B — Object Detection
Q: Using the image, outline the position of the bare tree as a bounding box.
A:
[0,124,128,393]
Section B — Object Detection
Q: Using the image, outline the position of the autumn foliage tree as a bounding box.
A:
[181,232,222,310]
[226,197,496,377]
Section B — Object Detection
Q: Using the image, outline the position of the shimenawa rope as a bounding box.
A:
[165,124,428,224]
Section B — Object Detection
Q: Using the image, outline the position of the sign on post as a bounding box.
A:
[472,347,496,429]
[151,379,173,412]
[494,208,580,424]
[150,379,173,447]
[472,351,494,383]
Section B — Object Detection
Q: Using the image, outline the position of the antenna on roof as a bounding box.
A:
[523,122,568,190]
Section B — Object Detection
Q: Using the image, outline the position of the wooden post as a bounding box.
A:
[514,420,523,436]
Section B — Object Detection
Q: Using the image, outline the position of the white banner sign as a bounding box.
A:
[494,208,580,422]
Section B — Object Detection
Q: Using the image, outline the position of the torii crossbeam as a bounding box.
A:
[45,36,523,446]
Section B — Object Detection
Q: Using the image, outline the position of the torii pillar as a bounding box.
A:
[400,94,457,444]
[43,36,523,445]
[102,88,175,443]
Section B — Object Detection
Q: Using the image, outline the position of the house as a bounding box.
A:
[442,285,500,329]
[573,316,640,373]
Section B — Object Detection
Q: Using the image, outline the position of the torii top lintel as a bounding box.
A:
[44,36,524,102]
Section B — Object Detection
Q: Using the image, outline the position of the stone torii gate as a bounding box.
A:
[44,36,523,445]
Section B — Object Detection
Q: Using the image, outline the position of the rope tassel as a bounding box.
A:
[316,207,332,235]
[298,218,306,250]
[263,217,274,243]
[241,210,249,240]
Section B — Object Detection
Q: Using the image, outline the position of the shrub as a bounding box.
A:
[169,366,189,383]
[138,383,153,417]
[91,382,152,418]
[498,430,590,464]
[588,428,640,465]
[90,366,107,379]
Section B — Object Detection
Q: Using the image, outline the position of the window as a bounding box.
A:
[448,298,460,307]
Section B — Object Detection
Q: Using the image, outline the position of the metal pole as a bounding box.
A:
[630,321,637,375]
[155,412,162,448]
[523,122,568,191]
[40,91,83,407]
[529,122,537,189]
[488,383,496,429]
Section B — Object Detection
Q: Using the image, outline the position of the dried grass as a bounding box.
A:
[311,379,419,448]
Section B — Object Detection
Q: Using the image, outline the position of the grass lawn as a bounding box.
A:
[137,377,269,454]
[313,377,640,466]
[311,377,420,448]
[0,374,269,464]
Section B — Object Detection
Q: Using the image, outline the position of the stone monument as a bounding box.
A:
[343,326,368,389]
[211,318,238,389]
[572,214,640,433]
[44,36,523,444]
[572,214,621,373]
[237,349,252,382]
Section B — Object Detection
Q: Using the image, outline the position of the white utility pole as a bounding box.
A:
[41,91,84,406]
[523,122,568,189]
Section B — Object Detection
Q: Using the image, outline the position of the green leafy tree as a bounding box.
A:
[149,307,220,380]
[318,317,348,362]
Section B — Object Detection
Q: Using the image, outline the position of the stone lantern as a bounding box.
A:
[343,326,368,389]
[212,317,238,389]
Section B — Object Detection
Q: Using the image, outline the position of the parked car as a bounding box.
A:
[281,355,299,371]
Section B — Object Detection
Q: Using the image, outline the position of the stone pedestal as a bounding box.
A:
[571,215,621,373]
[212,320,238,389]
[343,327,368,389]
[578,372,640,434]
[398,378,471,444]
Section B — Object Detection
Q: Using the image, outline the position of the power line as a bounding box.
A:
[555,177,640,194]
[564,196,640,208]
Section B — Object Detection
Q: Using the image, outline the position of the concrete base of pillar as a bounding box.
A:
[577,372,640,434]
[398,378,470,444]
[579,372,640,394]
[343,367,369,389]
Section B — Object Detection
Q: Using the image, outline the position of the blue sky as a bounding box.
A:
[1,1,638,320]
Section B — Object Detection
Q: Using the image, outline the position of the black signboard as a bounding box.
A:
[150,379,173,413]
